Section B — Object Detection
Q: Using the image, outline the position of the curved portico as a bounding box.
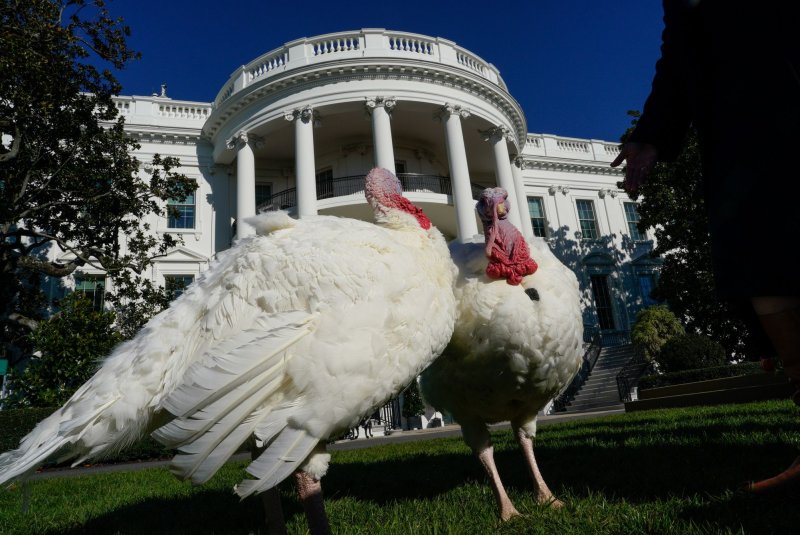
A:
[204,29,534,242]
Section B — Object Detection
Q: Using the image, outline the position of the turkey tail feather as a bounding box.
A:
[153,312,313,485]
[234,427,318,498]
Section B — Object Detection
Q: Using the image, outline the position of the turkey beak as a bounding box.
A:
[495,203,506,218]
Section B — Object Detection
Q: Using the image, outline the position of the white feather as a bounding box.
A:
[421,236,583,449]
[1,183,457,499]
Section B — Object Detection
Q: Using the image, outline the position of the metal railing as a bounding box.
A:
[616,347,652,403]
[257,173,489,213]
[601,329,632,347]
[551,328,603,412]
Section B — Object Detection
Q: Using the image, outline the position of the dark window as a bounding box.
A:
[576,199,599,240]
[527,196,548,237]
[255,184,272,209]
[590,274,615,330]
[168,189,196,229]
[316,168,334,199]
[75,274,106,310]
[575,200,598,240]
[165,274,194,300]
[624,202,644,241]
[638,274,658,306]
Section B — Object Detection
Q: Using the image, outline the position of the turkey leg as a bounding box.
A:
[295,470,332,535]
[514,427,563,508]
[259,488,287,535]
[477,445,521,521]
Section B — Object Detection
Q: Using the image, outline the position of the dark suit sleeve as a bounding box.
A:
[628,0,693,161]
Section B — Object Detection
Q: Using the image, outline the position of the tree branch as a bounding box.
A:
[17,255,80,277]
[0,124,21,163]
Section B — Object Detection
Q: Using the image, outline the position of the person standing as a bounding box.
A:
[611,0,800,491]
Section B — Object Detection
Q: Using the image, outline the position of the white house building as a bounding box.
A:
[69,28,659,345]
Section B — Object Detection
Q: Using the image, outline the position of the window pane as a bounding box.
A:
[624,202,643,241]
[527,196,547,237]
[75,274,105,310]
[316,169,333,199]
[576,200,598,240]
[165,275,194,300]
[638,274,658,306]
[168,206,195,229]
[590,274,615,329]
[167,184,196,229]
[315,168,333,182]
[256,184,272,209]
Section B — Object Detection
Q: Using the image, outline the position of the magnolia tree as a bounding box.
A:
[0,0,195,364]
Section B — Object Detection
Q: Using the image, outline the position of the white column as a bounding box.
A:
[285,106,318,218]
[511,155,535,240]
[366,97,396,173]
[480,126,523,231]
[227,131,262,239]
[440,104,479,243]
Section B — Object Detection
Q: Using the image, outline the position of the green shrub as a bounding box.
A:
[7,293,124,409]
[630,305,685,361]
[638,361,764,390]
[0,407,54,452]
[402,379,425,418]
[654,333,726,373]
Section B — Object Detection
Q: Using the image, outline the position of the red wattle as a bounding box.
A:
[485,230,538,285]
[391,194,431,229]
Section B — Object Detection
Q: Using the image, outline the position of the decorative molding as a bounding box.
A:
[364,96,397,115]
[523,158,624,176]
[434,103,471,122]
[225,131,264,150]
[284,105,315,124]
[479,126,511,143]
[548,185,570,196]
[205,163,232,176]
[205,64,525,144]
[127,130,203,145]
[598,188,618,199]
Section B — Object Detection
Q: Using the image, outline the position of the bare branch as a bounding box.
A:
[17,255,80,277]
[0,124,21,162]
[8,312,39,331]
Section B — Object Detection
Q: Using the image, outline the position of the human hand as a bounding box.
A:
[610,142,658,193]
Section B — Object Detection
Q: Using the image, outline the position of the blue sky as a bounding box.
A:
[110,0,664,142]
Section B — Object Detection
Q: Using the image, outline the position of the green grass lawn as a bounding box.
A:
[1,400,798,534]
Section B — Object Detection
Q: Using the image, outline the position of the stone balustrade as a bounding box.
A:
[112,96,213,127]
[214,29,506,107]
[524,133,622,163]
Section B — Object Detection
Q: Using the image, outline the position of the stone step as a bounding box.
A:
[575,389,620,400]
[570,392,621,405]
[566,401,623,411]
[573,388,619,400]
[571,394,621,406]
[554,344,634,414]
[576,381,619,391]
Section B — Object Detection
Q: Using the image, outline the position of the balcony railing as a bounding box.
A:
[257,173,487,213]
[215,29,506,107]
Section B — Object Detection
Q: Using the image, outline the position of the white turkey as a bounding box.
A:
[0,168,457,534]
[421,187,583,520]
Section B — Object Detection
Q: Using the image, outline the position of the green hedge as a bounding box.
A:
[638,361,765,390]
[0,407,175,466]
